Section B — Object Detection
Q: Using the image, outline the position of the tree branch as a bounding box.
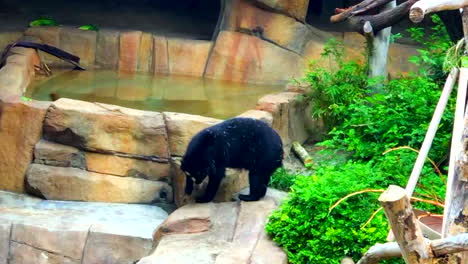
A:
[340,0,418,34]
[331,0,394,23]
[410,0,468,23]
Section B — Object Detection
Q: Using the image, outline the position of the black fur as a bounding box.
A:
[181,117,283,203]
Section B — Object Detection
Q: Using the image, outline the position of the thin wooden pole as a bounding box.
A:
[405,68,459,198]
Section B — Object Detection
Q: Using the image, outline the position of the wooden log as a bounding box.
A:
[292,141,313,168]
[378,185,433,263]
[356,242,401,264]
[410,0,468,23]
[356,233,468,264]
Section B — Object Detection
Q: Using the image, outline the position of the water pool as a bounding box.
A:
[26,70,284,119]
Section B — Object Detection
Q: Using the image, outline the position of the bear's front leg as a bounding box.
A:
[196,168,224,203]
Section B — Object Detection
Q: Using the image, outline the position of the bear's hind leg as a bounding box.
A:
[239,169,267,202]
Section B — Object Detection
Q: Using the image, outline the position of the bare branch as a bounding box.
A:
[410,0,468,23]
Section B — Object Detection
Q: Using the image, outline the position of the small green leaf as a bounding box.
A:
[78,24,99,31]
[21,96,32,102]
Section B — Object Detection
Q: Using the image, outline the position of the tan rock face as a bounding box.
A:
[95,29,120,70]
[205,31,305,85]
[237,110,273,127]
[0,100,49,192]
[227,0,311,54]
[82,228,153,264]
[167,38,212,77]
[0,62,29,96]
[153,36,169,75]
[164,112,221,157]
[60,27,97,67]
[85,152,171,181]
[254,0,309,21]
[34,140,85,168]
[119,31,142,73]
[12,223,89,260]
[26,164,173,204]
[9,242,79,264]
[138,32,154,73]
[139,198,286,264]
[43,98,169,158]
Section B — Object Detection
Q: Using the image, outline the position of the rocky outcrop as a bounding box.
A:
[60,27,97,67]
[43,98,169,159]
[26,163,173,204]
[137,189,287,264]
[0,191,168,264]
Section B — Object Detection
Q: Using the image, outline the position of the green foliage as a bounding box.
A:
[268,15,452,264]
[29,17,59,27]
[266,161,407,264]
[323,75,454,162]
[304,39,369,130]
[407,15,452,84]
[269,167,297,192]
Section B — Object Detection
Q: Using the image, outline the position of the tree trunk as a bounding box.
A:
[367,0,396,93]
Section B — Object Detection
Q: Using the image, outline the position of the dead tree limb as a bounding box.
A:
[331,0,394,23]
[410,0,468,23]
[356,242,401,264]
[338,0,419,34]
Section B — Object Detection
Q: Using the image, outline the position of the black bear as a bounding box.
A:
[181,117,283,203]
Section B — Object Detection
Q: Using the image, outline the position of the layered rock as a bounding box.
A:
[26,164,173,204]
[43,98,169,159]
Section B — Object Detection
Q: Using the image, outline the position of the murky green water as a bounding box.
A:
[26,70,284,119]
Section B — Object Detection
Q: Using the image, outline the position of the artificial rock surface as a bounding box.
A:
[0,191,168,264]
[137,188,287,264]
[25,163,173,204]
[43,98,169,159]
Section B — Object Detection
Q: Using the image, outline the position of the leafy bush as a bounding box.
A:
[267,15,452,264]
[269,168,297,192]
[304,39,369,130]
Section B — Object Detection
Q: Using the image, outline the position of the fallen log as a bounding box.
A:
[292,141,313,168]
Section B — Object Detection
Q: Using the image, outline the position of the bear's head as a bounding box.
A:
[181,130,216,194]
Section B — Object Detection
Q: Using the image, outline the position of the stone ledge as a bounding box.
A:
[25,163,173,204]
[0,191,168,264]
[137,190,287,264]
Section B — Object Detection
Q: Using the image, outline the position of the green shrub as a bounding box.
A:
[269,168,297,192]
[267,15,452,264]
